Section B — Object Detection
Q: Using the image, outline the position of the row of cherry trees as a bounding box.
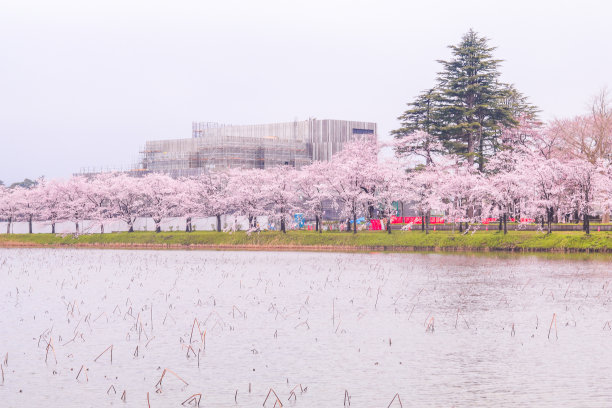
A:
[1,129,611,235]
[0,141,390,235]
[395,112,612,234]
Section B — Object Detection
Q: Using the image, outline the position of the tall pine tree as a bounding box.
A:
[394,29,536,171]
[391,88,442,165]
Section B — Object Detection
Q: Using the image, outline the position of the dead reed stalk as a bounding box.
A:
[387,393,403,407]
[94,345,113,364]
[263,388,283,407]
[76,365,88,382]
[155,368,189,389]
[407,305,416,321]
[425,317,435,333]
[190,318,203,344]
[181,393,202,406]
[232,305,242,318]
[45,337,57,364]
[295,384,304,392]
[182,344,197,358]
[145,336,155,348]
[332,298,335,327]
[548,313,558,340]
[344,389,351,406]
[93,312,108,323]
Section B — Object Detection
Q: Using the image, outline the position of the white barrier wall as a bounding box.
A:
[0,216,270,234]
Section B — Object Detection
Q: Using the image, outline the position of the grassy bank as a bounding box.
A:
[0,230,611,252]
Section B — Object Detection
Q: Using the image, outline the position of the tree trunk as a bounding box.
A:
[185,217,192,232]
[498,217,502,231]
[353,213,357,234]
[467,131,474,167]
[154,217,161,233]
[547,208,552,235]
[346,219,351,232]
[281,216,286,233]
[75,221,79,234]
[100,223,104,234]
[29,215,33,234]
[421,211,425,232]
[52,222,56,234]
[216,214,221,232]
[128,218,134,232]
[459,221,463,233]
[6,217,11,234]
[503,213,507,235]
[315,215,319,232]
[425,210,429,235]
[477,132,485,172]
[387,216,392,234]
[603,209,611,224]
[584,213,590,235]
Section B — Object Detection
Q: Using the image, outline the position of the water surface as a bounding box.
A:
[0,249,611,407]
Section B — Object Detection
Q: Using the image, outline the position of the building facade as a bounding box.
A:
[139,118,376,176]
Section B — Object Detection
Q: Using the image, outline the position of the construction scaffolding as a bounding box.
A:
[140,119,377,176]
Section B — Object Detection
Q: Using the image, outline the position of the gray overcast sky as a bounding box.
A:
[1,0,611,184]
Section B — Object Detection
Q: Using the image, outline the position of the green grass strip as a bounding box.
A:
[0,230,610,252]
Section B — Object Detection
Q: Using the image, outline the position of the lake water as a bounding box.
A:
[0,249,611,407]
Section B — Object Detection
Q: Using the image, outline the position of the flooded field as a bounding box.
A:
[1,249,611,407]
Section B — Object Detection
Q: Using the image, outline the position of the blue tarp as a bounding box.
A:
[294,213,305,228]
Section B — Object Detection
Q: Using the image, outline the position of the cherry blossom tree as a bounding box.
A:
[260,166,299,233]
[436,161,481,232]
[297,161,332,233]
[549,89,612,164]
[565,159,599,234]
[82,174,117,233]
[108,173,145,232]
[58,176,92,233]
[595,162,612,224]
[199,172,231,232]
[175,177,199,232]
[374,162,405,234]
[326,138,378,233]
[521,155,569,233]
[229,169,265,230]
[141,173,178,233]
[15,183,43,234]
[402,165,442,234]
[0,186,19,234]
[38,179,64,233]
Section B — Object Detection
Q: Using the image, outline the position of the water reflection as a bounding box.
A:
[0,249,611,407]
